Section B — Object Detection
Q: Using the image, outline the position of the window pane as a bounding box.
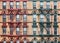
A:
[16,2,20,9]
[16,27,20,35]
[40,2,43,9]
[3,2,6,9]
[3,14,6,18]
[23,15,27,22]
[54,2,57,9]
[33,1,36,9]
[33,40,37,43]
[16,40,20,43]
[10,14,13,21]
[23,28,27,31]
[23,2,27,9]
[10,2,14,9]
[24,40,27,43]
[46,2,50,9]
[33,14,36,21]
[3,28,6,34]
[33,31,36,35]
[10,28,13,35]
[23,28,27,35]
[10,41,13,43]
[16,15,20,22]
[40,14,44,22]
[3,41,6,43]
[33,28,36,31]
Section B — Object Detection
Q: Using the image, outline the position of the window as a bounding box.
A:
[40,2,43,9]
[16,40,20,43]
[33,13,36,21]
[23,28,27,35]
[3,14,6,22]
[2,27,6,34]
[16,14,20,22]
[33,28,36,35]
[16,1,20,9]
[16,27,20,35]
[46,14,50,22]
[10,27,13,35]
[10,40,13,43]
[33,40,37,43]
[33,1,36,9]
[46,2,50,9]
[54,2,57,9]
[3,40,6,43]
[40,14,44,22]
[23,15,27,22]
[2,1,6,9]
[10,2,14,9]
[10,13,13,21]
[24,40,27,43]
[23,2,27,9]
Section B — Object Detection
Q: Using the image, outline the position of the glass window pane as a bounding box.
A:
[23,2,27,9]
[46,2,50,9]
[24,40,27,43]
[23,15,27,21]
[40,2,43,9]
[23,28,27,31]
[16,2,20,9]
[33,1,36,9]
[10,41,13,43]
[16,27,20,31]
[16,15,20,18]
[16,40,20,43]
[10,2,13,8]
[3,28,6,34]
[3,2,6,9]
[3,14,6,18]
[3,41,6,43]
[33,28,36,31]
[10,28,13,35]
[33,40,37,43]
